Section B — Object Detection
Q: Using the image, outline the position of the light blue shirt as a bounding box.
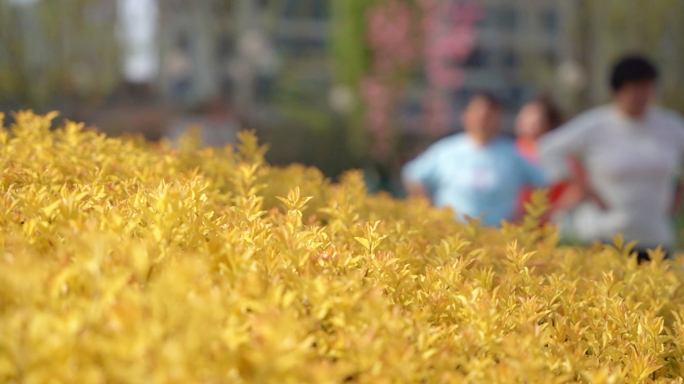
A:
[402,134,547,226]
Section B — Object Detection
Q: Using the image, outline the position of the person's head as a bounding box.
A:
[462,92,503,145]
[515,96,563,141]
[610,55,659,119]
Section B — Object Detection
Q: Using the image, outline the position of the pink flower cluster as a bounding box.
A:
[422,1,482,88]
[361,0,483,158]
[362,0,416,160]
[421,1,483,135]
[365,0,416,75]
[361,77,393,160]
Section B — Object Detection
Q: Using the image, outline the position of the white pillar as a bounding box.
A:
[233,0,259,115]
[116,0,160,84]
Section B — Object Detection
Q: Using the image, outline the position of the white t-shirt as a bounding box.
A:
[538,105,684,248]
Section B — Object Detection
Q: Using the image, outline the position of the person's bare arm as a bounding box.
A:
[404,181,430,199]
[672,177,684,215]
[549,156,609,213]
[552,182,609,212]
[538,112,595,181]
[402,143,443,201]
[539,112,611,211]
[661,111,684,216]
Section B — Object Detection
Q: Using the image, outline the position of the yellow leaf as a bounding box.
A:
[354,237,371,251]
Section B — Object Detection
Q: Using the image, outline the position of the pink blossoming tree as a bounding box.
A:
[333,0,482,191]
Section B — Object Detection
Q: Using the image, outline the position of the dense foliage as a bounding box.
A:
[1,112,684,383]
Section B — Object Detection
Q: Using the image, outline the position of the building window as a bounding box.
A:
[455,88,473,108]
[499,6,517,31]
[220,78,234,99]
[502,51,518,70]
[477,8,496,29]
[544,50,559,67]
[217,34,235,59]
[312,0,328,19]
[463,47,490,69]
[283,0,327,19]
[540,9,559,34]
[283,0,300,18]
[255,75,274,104]
[506,86,524,108]
[177,32,191,53]
[172,77,193,100]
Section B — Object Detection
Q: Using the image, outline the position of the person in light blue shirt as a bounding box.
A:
[403,93,547,226]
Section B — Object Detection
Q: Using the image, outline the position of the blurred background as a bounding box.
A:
[1,0,684,195]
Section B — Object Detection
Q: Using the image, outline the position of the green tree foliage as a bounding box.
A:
[0,1,120,106]
[329,0,375,160]
[583,0,684,110]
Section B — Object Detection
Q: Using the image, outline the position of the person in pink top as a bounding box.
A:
[515,97,563,164]
[514,97,599,222]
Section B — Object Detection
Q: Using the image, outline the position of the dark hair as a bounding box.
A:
[610,55,659,91]
[531,95,564,130]
[470,91,503,109]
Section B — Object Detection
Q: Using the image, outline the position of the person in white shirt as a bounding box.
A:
[538,56,684,262]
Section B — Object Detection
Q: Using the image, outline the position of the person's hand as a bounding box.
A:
[552,181,609,212]
[405,182,430,200]
[586,187,610,211]
[671,180,684,216]
[556,156,609,212]
[553,182,584,211]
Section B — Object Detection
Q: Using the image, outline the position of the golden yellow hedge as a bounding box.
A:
[1,111,684,384]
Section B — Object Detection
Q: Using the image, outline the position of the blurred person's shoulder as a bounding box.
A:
[565,105,614,129]
[650,106,684,131]
[492,136,532,161]
[426,132,469,153]
[491,135,517,150]
[537,105,614,145]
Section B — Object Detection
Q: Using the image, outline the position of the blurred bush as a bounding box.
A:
[0,1,120,106]
[1,112,684,383]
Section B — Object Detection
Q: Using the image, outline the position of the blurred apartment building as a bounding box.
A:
[157,0,684,131]
[156,0,579,133]
[3,0,682,137]
[453,0,578,113]
[156,0,328,145]
[158,0,328,124]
